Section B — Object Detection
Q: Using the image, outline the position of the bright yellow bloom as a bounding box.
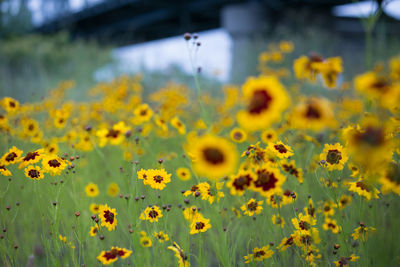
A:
[42,155,68,176]
[319,143,348,171]
[237,76,290,131]
[85,183,99,197]
[241,198,263,216]
[143,169,171,190]
[98,204,118,231]
[176,167,191,181]
[189,216,211,234]
[168,242,190,267]
[188,134,238,180]
[89,225,99,237]
[24,165,44,180]
[1,146,23,166]
[139,206,163,223]
[244,245,274,263]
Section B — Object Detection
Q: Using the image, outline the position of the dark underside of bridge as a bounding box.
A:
[34,0,368,46]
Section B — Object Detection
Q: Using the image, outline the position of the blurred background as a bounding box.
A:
[1,0,400,102]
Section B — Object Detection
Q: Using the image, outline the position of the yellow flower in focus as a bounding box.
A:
[24,165,44,180]
[189,216,211,235]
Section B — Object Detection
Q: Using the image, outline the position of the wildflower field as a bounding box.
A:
[1,35,400,267]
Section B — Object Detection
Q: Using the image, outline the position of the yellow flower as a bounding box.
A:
[176,167,191,181]
[183,206,202,222]
[97,247,132,265]
[90,203,100,214]
[323,217,340,234]
[168,242,190,267]
[227,169,255,196]
[1,97,19,113]
[153,231,169,243]
[0,165,12,176]
[143,169,171,190]
[107,183,120,197]
[237,76,290,131]
[348,179,380,201]
[352,224,376,241]
[321,200,337,217]
[171,116,186,135]
[244,245,274,263]
[289,97,337,131]
[260,129,277,144]
[338,195,352,209]
[241,198,263,216]
[188,135,238,181]
[140,236,152,247]
[189,216,211,235]
[280,160,303,183]
[277,235,294,251]
[98,204,118,231]
[319,143,348,171]
[89,225,99,237]
[85,183,99,197]
[24,165,44,180]
[1,146,23,166]
[18,149,45,169]
[272,214,285,228]
[334,254,360,267]
[354,71,392,99]
[229,127,247,143]
[267,141,293,159]
[59,235,67,243]
[42,155,68,176]
[251,163,286,197]
[139,206,163,223]
[133,103,153,124]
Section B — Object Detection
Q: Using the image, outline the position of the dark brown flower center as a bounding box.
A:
[103,249,118,261]
[23,151,39,162]
[282,164,300,178]
[48,159,61,168]
[203,147,224,165]
[195,222,205,230]
[274,144,287,154]
[326,149,342,164]
[248,90,272,114]
[356,181,370,192]
[233,131,243,140]
[232,175,252,190]
[103,210,115,224]
[354,126,384,146]
[299,221,310,230]
[5,152,17,162]
[28,169,40,179]
[305,105,321,119]
[247,201,258,211]
[254,250,266,258]
[106,129,120,138]
[148,210,158,218]
[153,175,164,183]
[254,169,278,192]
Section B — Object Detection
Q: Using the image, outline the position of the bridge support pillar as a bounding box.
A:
[221,2,267,83]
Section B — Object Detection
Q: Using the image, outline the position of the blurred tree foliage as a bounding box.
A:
[0,33,112,102]
[0,0,111,102]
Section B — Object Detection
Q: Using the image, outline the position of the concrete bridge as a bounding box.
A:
[34,0,361,46]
